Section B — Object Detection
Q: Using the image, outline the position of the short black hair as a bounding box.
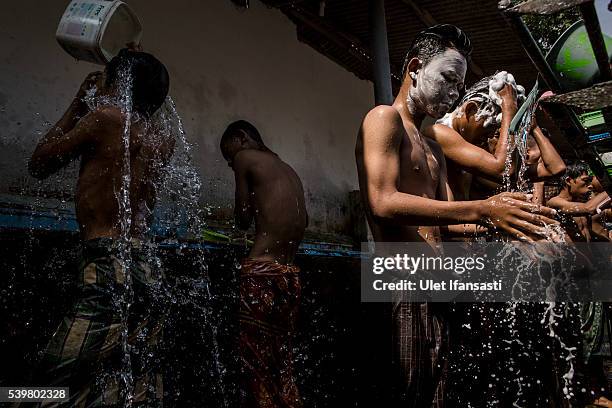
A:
[106,49,170,118]
[220,120,265,150]
[401,24,472,79]
[564,161,590,180]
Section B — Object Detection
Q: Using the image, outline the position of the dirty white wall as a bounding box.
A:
[0,0,373,235]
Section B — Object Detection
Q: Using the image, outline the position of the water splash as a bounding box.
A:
[150,96,230,406]
[114,60,135,408]
[154,97,205,238]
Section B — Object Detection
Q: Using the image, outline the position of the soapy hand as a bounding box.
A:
[593,396,612,407]
[498,83,517,110]
[481,192,559,242]
[488,71,526,107]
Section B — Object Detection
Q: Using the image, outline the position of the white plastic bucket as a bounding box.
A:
[56,0,142,65]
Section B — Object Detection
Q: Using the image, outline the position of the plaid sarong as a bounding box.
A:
[238,258,302,408]
[392,292,449,408]
[37,238,167,407]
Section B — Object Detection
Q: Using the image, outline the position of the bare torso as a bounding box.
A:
[356,108,444,244]
[238,150,308,264]
[446,161,473,201]
[75,107,175,240]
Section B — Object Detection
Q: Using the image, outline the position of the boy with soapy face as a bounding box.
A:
[356,25,558,248]
[355,24,558,407]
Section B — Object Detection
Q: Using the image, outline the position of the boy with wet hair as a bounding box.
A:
[220,120,308,408]
[424,75,566,203]
[28,48,173,406]
[104,48,170,118]
[356,24,558,407]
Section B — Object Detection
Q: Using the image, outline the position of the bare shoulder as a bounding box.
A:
[361,106,404,142]
[546,195,565,208]
[232,149,271,173]
[364,105,402,122]
[86,105,124,130]
[423,123,461,146]
[62,107,116,138]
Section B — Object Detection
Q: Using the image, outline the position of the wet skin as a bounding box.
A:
[590,177,612,241]
[356,49,466,244]
[547,174,611,242]
[228,148,308,265]
[29,73,175,240]
[424,88,565,203]
[356,50,558,244]
[423,84,516,202]
[356,105,449,244]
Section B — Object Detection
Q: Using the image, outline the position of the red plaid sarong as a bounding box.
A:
[238,258,302,408]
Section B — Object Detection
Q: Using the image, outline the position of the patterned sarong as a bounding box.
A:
[238,258,302,408]
[37,238,167,407]
[391,294,449,408]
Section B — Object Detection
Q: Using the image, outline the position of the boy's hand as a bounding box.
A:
[72,71,103,117]
[498,83,517,110]
[71,71,103,117]
[481,192,558,242]
[76,71,103,100]
[61,71,102,126]
[593,396,612,407]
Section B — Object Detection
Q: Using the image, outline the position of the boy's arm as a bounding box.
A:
[445,224,489,236]
[432,142,490,238]
[359,106,556,241]
[29,72,101,179]
[29,111,100,179]
[532,182,545,205]
[232,152,254,231]
[547,192,610,215]
[423,84,517,180]
[424,124,507,178]
[527,125,566,180]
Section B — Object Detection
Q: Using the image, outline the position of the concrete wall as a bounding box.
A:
[0,0,373,236]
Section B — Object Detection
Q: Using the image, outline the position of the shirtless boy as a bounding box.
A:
[355,24,558,406]
[220,120,308,408]
[423,76,566,203]
[547,162,611,242]
[29,49,173,406]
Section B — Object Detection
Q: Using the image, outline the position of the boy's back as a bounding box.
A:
[233,149,307,264]
[72,105,175,240]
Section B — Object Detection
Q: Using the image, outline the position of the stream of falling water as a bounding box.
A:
[82,71,229,405]
[115,62,135,407]
[155,96,229,406]
[499,95,580,407]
